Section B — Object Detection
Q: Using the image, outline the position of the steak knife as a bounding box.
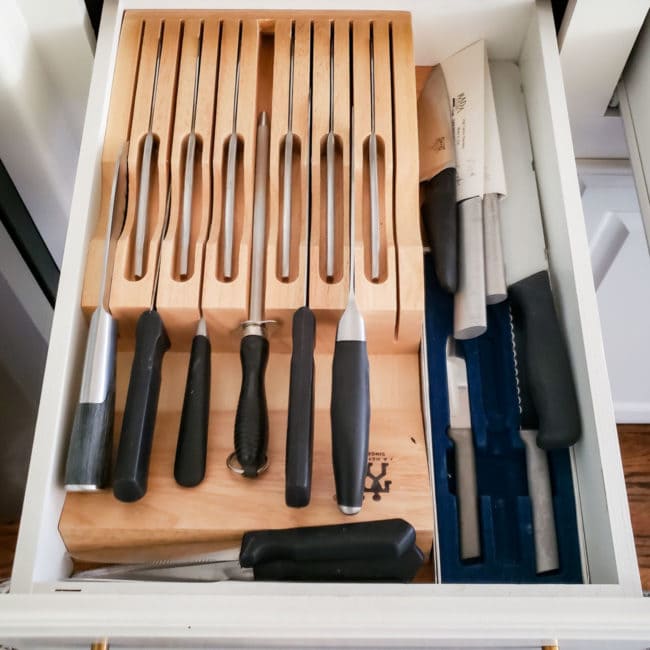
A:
[491,61,581,449]
[446,337,481,560]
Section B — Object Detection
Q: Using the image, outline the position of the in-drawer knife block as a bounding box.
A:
[64,10,432,566]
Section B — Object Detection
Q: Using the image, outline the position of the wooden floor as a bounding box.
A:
[0,427,648,589]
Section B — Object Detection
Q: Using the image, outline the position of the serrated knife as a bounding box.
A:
[446,337,481,561]
[418,64,457,294]
[440,41,487,340]
[491,61,581,449]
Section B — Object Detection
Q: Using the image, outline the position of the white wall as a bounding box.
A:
[580,160,650,423]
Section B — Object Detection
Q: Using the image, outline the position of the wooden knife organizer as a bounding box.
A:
[65,10,432,569]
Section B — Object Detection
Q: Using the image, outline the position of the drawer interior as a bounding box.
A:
[11,0,641,598]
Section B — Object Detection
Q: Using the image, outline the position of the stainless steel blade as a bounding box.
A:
[369,24,380,281]
[248,112,270,326]
[180,132,196,278]
[446,337,471,429]
[417,64,455,183]
[281,24,296,280]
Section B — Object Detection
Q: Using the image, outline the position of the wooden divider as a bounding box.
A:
[66,10,430,566]
[110,18,182,334]
[81,14,143,316]
[156,18,220,346]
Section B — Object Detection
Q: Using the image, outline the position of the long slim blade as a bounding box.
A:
[446,337,471,429]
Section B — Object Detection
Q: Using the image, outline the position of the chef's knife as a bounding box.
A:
[70,519,424,583]
[418,64,457,293]
[483,56,508,305]
[446,337,481,560]
[441,41,486,340]
[511,309,560,574]
[492,61,581,449]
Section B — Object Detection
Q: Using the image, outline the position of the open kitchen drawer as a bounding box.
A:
[4,0,649,647]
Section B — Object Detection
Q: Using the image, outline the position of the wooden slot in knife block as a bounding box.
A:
[66,10,431,569]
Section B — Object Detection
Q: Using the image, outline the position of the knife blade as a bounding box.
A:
[418,64,457,294]
[70,519,424,583]
[446,337,481,560]
[483,56,507,305]
[491,61,581,449]
[441,41,486,340]
[510,309,560,574]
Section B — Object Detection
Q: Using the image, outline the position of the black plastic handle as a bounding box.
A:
[331,339,370,513]
[285,306,316,507]
[174,333,211,487]
[113,310,170,502]
[234,333,269,477]
[65,392,115,490]
[252,546,424,582]
[508,270,581,449]
[420,167,457,294]
[240,519,418,566]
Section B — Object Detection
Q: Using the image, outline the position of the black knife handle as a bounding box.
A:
[285,306,316,507]
[252,546,424,582]
[509,270,581,449]
[420,167,457,293]
[331,339,370,514]
[234,333,269,477]
[64,392,115,490]
[240,519,417,566]
[174,333,211,487]
[113,310,170,502]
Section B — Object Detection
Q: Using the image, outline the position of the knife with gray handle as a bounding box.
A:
[446,337,481,560]
[492,61,581,449]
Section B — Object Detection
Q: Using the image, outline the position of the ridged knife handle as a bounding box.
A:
[520,429,559,574]
[234,333,269,477]
[509,270,581,448]
[448,427,481,560]
[113,310,170,502]
[454,196,486,340]
[331,340,370,514]
[420,167,457,293]
[285,306,316,507]
[174,333,211,487]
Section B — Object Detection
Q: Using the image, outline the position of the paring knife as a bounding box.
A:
[440,41,486,340]
[418,64,458,294]
[483,56,508,305]
[511,309,560,574]
[491,61,581,449]
[70,519,424,583]
[64,143,128,491]
[445,337,481,560]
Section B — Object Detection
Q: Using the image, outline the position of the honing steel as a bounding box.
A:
[113,188,172,502]
[417,64,457,294]
[64,144,128,491]
[228,112,271,478]
[331,107,370,516]
[492,61,581,449]
[483,56,508,305]
[285,50,315,508]
[510,310,560,574]
[440,41,487,340]
[134,28,163,279]
[445,337,481,560]
[368,22,380,281]
[223,21,243,280]
[326,22,336,280]
[71,519,424,583]
[280,21,296,280]
[179,24,203,279]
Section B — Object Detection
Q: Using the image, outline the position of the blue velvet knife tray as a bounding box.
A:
[423,254,583,583]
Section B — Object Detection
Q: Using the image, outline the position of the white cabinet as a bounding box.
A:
[4,1,650,647]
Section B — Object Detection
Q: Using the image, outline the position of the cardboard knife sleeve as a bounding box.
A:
[66,11,432,570]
